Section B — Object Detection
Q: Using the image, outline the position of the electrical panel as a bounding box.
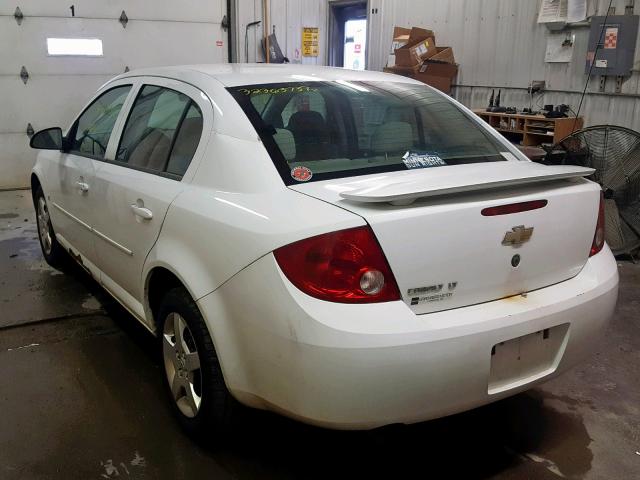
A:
[585,15,639,76]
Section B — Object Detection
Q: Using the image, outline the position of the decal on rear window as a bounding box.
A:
[291,166,313,182]
[237,86,318,96]
[402,151,446,169]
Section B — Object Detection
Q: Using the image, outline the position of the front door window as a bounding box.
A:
[69,85,132,158]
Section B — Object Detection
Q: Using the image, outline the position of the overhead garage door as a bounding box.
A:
[0,0,229,189]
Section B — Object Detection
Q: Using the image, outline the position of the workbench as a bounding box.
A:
[473,110,583,146]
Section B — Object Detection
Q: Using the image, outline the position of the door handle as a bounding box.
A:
[130,204,153,220]
[76,181,89,193]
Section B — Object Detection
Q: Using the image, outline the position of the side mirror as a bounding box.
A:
[30,127,63,150]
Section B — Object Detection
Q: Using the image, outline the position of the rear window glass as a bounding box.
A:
[227,82,509,185]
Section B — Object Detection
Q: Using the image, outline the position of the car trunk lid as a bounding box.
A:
[290,162,600,314]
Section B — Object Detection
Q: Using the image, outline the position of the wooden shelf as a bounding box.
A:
[527,131,554,136]
[496,128,525,134]
[473,110,583,146]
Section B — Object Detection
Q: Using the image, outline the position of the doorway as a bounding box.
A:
[328,1,368,70]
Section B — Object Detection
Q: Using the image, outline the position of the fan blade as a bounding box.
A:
[616,200,640,254]
[604,198,625,253]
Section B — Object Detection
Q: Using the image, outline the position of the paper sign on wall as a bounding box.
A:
[538,0,587,24]
[302,27,319,57]
[545,33,574,63]
[604,28,618,49]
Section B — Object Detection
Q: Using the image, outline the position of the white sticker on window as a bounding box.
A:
[402,151,446,169]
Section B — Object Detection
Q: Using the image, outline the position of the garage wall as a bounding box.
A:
[0,0,228,189]
[368,0,640,132]
[235,0,329,65]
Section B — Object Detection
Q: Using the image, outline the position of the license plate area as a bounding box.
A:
[488,323,569,395]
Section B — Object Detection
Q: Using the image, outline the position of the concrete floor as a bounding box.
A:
[0,189,638,480]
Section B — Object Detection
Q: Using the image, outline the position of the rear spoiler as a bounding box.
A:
[339,162,595,206]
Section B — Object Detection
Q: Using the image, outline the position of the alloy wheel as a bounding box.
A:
[162,312,202,418]
[37,196,53,256]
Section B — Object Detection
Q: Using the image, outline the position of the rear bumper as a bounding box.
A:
[198,245,619,430]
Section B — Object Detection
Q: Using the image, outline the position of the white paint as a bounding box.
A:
[525,452,567,478]
[99,451,145,478]
[7,343,40,352]
[130,451,146,467]
[81,296,102,311]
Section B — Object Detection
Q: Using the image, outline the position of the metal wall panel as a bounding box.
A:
[0,1,227,189]
[235,0,328,65]
[369,0,640,133]
[0,1,225,21]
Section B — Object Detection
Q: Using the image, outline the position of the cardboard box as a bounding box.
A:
[394,27,437,67]
[410,62,459,94]
[387,26,411,67]
[383,64,421,76]
[429,46,455,64]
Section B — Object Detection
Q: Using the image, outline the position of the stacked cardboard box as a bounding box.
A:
[383,26,458,94]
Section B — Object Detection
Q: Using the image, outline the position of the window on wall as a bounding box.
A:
[46,38,103,56]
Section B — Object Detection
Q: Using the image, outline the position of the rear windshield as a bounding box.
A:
[227,81,508,184]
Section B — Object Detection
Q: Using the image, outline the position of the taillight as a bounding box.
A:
[273,226,401,303]
[481,200,548,216]
[590,191,605,257]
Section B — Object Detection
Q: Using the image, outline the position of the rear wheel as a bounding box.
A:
[34,186,66,267]
[158,287,239,442]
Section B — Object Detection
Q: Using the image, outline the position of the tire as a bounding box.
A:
[158,287,239,442]
[34,186,67,268]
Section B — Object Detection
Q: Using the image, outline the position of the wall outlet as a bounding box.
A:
[529,80,546,94]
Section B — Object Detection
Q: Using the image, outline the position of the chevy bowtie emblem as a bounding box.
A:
[502,225,534,246]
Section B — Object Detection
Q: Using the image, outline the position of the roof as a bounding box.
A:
[115,63,420,87]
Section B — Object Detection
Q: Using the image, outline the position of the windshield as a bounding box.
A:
[227,81,509,184]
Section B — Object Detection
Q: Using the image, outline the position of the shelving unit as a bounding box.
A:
[473,110,583,146]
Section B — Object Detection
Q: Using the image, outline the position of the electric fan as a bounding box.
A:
[545,125,640,256]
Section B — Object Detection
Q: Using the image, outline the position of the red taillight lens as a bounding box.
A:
[274,226,401,303]
[481,200,548,216]
[590,191,605,257]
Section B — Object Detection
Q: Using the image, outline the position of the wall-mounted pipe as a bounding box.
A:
[245,20,261,63]
[263,0,270,63]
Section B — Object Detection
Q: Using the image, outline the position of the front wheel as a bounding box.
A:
[158,287,239,442]
[34,186,67,267]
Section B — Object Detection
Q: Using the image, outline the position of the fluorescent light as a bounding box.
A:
[47,38,103,56]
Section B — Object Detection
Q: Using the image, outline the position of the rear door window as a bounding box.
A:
[166,103,203,176]
[116,85,203,177]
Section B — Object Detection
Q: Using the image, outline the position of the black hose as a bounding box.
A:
[245,20,262,63]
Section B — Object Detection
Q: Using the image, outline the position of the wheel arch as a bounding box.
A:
[30,173,42,204]
[143,262,246,405]
[144,263,200,334]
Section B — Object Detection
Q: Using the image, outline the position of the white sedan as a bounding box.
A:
[30,65,618,437]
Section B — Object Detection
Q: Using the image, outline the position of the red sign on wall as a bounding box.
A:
[604,28,618,49]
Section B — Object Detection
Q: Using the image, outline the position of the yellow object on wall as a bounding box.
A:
[302,27,319,57]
